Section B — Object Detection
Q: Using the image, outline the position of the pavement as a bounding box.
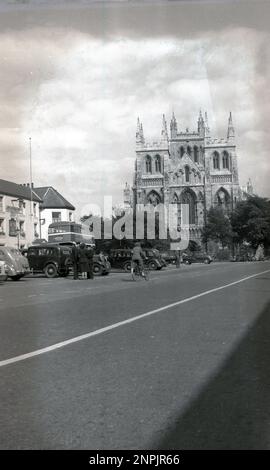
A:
[0,261,270,449]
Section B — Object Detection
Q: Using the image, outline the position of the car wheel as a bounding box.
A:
[185,260,191,265]
[44,263,58,278]
[149,260,158,270]
[204,259,210,264]
[123,261,131,273]
[93,263,103,276]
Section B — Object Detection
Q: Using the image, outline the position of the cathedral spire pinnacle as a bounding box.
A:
[204,111,210,137]
[140,123,145,144]
[227,111,235,140]
[170,111,177,138]
[161,114,168,141]
[136,117,145,145]
[198,109,204,136]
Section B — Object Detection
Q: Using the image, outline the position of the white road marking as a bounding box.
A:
[0,268,270,368]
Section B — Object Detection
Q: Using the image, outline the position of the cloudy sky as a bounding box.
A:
[0,0,269,214]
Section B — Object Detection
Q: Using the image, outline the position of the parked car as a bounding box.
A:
[0,246,30,280]
[143,248,166,270]
[55,242,111,276]
[160,250,177,265]
[0,260,8,282]
[109,247,165,272]
[182,252,212,265]
[92,253,111,276]
[27,244,73,278]
[108,249,133,272]
[26,243,110,278]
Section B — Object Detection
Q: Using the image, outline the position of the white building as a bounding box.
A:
[33,186,75,240]
[0,179,42,249]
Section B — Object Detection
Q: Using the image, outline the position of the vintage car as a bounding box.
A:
[0,246,30,281]
[26,243,110,278]
[0,260,8,282]
[181,252,213,265]
[159,250,178,265]
[143,248,167,270]
[53,242,111,276]
[108,247,165,272]
[27,244,73,278]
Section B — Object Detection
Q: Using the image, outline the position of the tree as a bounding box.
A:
[202,207,232,248]
[231,196,270,249]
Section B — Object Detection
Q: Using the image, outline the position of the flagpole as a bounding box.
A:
[29,137,33,238]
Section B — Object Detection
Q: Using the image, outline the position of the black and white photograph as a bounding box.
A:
[0,0,270,454]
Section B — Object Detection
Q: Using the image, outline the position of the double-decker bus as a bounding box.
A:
[48,222,95,246]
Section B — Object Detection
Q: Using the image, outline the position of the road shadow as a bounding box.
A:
[154,301,270,450]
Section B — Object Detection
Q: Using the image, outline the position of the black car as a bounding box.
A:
[92,254,111,276]
[26,244,110,278]
[53,242,111,276]
[160,250,178,265]
[27,244,73,278]
[143,249,166,270]
[182,252,212,265]
[109,248,165,272]
[108,249,132,272]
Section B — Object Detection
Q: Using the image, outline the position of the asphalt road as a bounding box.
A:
[0,261,270,449]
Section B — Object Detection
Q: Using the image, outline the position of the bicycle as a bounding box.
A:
[131,261,150,281]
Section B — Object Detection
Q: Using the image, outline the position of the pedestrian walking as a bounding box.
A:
[71,243,79,280]
[78,242,90,279]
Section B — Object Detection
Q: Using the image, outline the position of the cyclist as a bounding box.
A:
[131,242,146,276]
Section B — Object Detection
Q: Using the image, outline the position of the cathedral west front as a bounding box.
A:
[124,111,242,245]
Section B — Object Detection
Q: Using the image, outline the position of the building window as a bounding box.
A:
[180,146,185,157]
[0,218,5,234]
[9,218,17,237]
[34,223,39,238]
[194,146,199,163]
[185,165,190,183]
[69,212,73,222]
[145,155,152,173]
[19,221,25,238]
[213,151,220,170]
[187,146,192,156]
[33,203,37,216]
[18,200,25,214]
[155,155,161,172]
[52,211,61,223]
[222,151,229,169]
[0,196,3,212]
[180,190,197,225]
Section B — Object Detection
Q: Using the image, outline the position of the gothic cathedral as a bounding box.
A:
[124,111,241,244]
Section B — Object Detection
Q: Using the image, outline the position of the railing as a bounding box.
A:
[211,175,232,183]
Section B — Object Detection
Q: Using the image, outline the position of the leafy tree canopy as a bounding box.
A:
[231,196,270,249]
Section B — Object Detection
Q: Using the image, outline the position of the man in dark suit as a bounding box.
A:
[87,246,94,280]
[71,243,79,280]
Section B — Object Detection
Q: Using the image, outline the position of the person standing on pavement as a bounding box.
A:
[71,243,79,280]
[175,250,181,268]
[87,246,94,280]
[78,242,90,279]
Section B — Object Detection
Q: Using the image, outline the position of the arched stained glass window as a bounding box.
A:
[146,155,152,173]
[213,151,220,170]
[155,155,161,172]
[222,151,229,169]
[185,165,190,183]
